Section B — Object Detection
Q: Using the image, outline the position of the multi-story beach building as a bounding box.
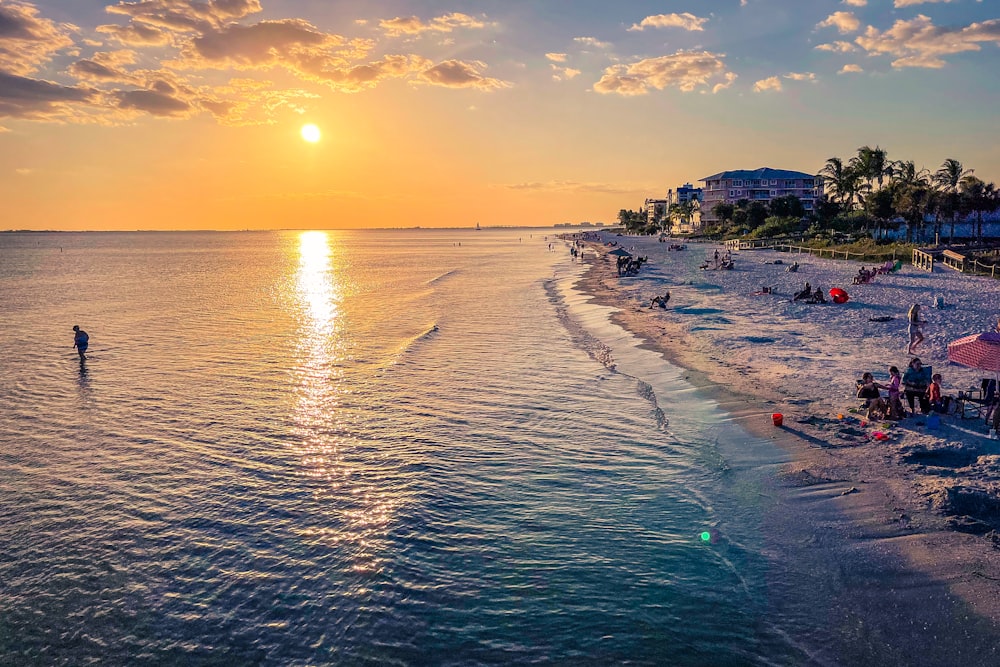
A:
[643,198,668,228]
[700,168,821,223]
[668,183,703,206]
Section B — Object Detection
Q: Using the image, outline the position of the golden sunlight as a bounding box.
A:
[300,123,322,143]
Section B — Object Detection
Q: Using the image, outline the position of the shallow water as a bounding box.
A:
[2,229,823,665]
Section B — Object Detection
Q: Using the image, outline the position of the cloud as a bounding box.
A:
[753,76,782,92]
[416,59,510,90]
[550,64,580,81]
[784,72,816,81]
[894,0,955,6]
[545,52,567,63]
[96,22,173,46]
[378,13,485,38]
[712,71,738,93]
[628,13,708,32]
[181,19,344,68]
[839,64,863,73]
[0,1,76,76]
[574,36,612,50]
[0,71,96,119]
[67,50,138,82]
[105,0,263,34]
[855,14,1000,68]
[502,180,639,195]
[843,0,867,5]
[816,12,860,34]
[815,41,857,52]
[593,50,732,95]
[116,86,192,116]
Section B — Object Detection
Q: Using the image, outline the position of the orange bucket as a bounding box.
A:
[771,413,783,427]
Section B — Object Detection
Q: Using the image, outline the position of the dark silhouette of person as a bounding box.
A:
[72,325,89,360]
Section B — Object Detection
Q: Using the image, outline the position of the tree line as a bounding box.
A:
[619,146,999,243]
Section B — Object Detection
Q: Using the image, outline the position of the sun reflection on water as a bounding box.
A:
[291,231,395,575]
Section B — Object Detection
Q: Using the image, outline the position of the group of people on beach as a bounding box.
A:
[792,282,827,303]
[858,356,952,421]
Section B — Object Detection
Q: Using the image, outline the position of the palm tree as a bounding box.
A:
[890,160,929,188]
[893,183,932,243]
[850,145,892,207]
[933,158,973,243]
[818,157,860,210]
[959,175,999,242]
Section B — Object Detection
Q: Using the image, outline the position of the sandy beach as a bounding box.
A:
[571,231,1000,646]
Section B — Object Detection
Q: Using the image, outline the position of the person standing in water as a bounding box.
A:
[72,325,89,360]
[907,304,924,354]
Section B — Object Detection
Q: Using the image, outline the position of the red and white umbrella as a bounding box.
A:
[947,332,1000,372]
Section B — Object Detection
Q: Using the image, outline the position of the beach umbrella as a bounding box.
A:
[947,332,1000,372]
[608,247,632,257]
[829,287,849,304]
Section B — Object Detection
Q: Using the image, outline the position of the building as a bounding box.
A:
[643,198,668,228]
[669,183,702,206]
[700,168,821,223]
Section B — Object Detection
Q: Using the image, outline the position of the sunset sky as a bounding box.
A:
[2,0,999,231]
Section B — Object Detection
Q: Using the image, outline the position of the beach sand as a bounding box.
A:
[571,232,1000,662]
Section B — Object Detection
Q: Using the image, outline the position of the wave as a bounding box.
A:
[425,269,460,286]
[545,277,669,429]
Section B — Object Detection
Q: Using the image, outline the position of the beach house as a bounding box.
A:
[700,168,821,223]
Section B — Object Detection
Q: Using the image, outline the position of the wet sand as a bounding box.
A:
[571,232,1000,664]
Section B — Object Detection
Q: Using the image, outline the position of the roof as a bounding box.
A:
[699,167,815,182]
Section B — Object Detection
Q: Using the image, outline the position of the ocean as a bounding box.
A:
[2,229,811,665]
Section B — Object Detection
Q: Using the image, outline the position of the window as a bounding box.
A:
[770,179,777,185]
[734,180,744,187]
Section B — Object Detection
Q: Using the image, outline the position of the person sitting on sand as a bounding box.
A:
[902,357,931,416]
[792,282,812,301]
[786,261,799,273]
[649,291,670,309]
[927,373,953,414]
[857,372,887,419]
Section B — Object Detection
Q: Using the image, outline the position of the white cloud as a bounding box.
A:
[574,36,612,50]
[712,71,738,93]
[894,0,955,7]
[839,64,863,73]
[816,12,861,34]
[546,53,567,63]
[628,13,708,32]
[550,65,580,81]
[753,76,782,92]
[815,41,857,53]
[784,72,816,81]
[593,50,733,96]
[378,12,486,38]
[843,0,867,6]
[856,14,1000,69]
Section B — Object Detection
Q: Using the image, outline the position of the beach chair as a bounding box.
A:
[876,260,894,275]
[958,378,997,420]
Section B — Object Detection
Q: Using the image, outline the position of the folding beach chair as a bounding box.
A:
[958,378,997,420]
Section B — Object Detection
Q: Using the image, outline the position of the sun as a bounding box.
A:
[300,123,321,143]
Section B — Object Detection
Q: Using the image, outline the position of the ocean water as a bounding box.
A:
[1,229,807,665]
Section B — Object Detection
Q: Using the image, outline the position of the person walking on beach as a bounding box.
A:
[906,304,924,354]
[72,325,89,360]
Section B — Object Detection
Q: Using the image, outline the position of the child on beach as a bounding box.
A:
[72,325,89,360]
[857,372,887,420]
[927,373,952,414]
[878,366,905,420]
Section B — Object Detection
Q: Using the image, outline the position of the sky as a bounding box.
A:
[1,0,998,231]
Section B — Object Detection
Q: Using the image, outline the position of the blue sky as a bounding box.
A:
[1,0,998,229]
